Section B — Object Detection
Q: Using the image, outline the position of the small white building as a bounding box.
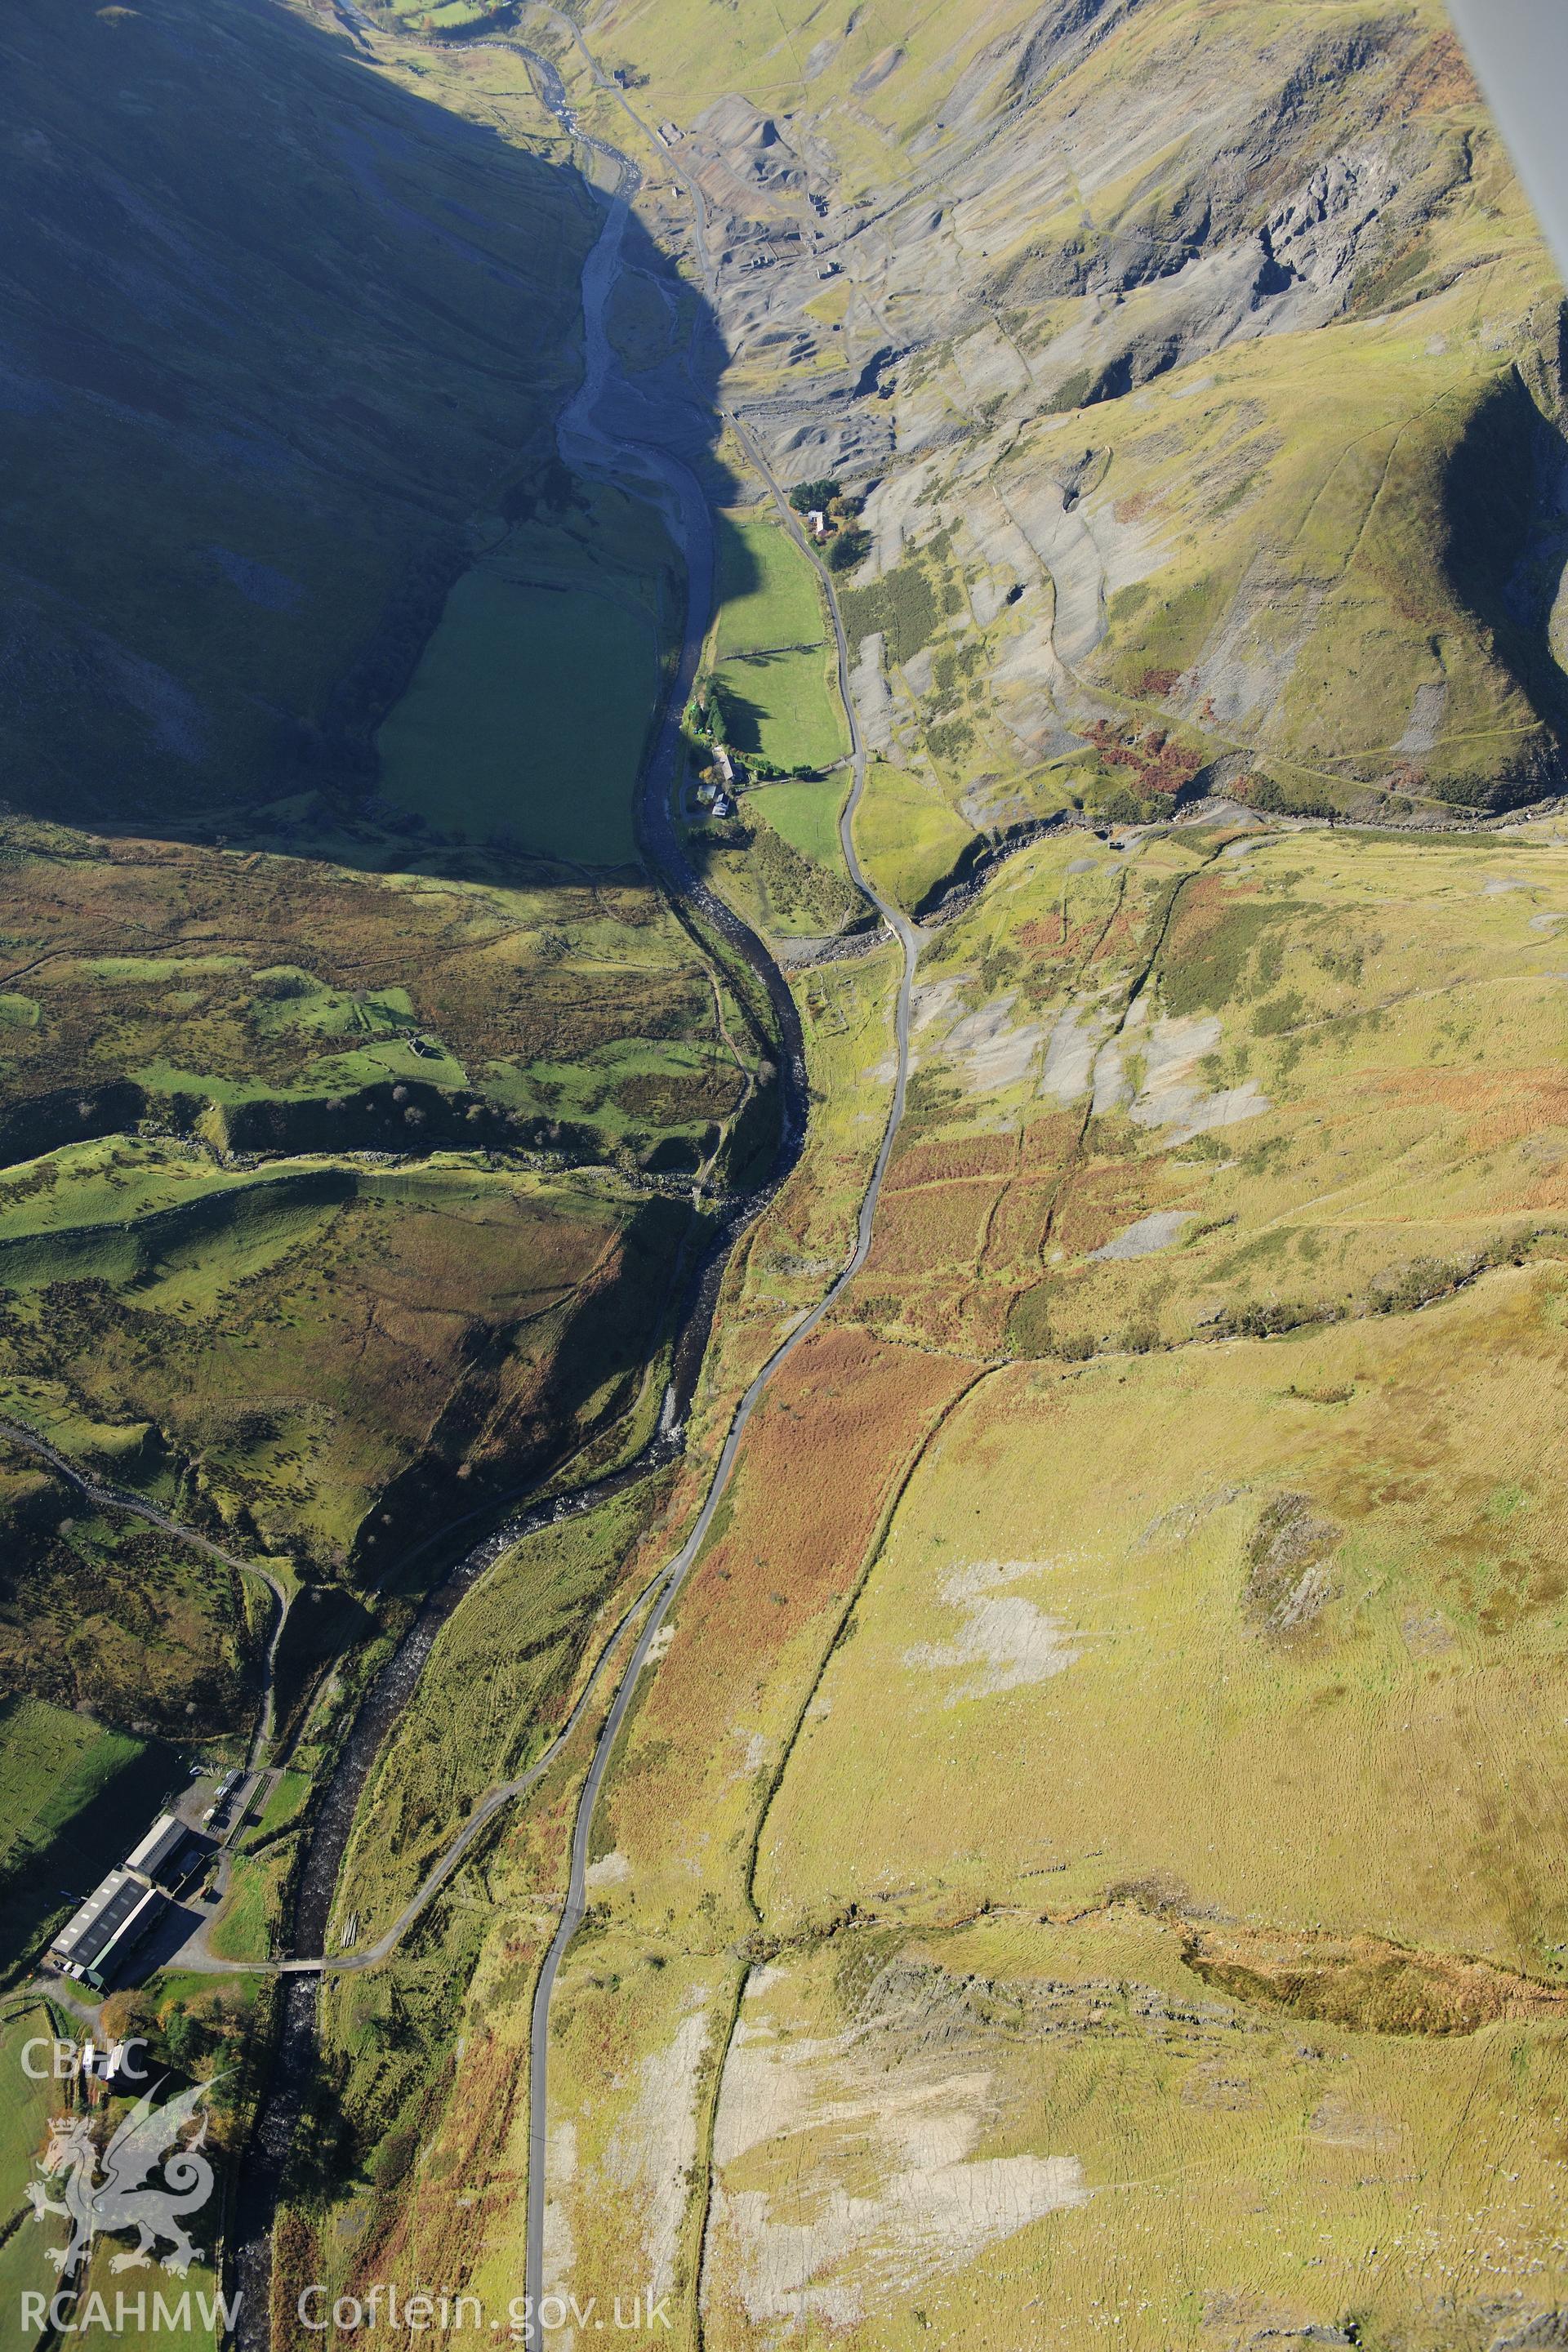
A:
[714,746,736,786]
[807,510,828,541]
[712,792,735,820]
[80,2040,138,2086]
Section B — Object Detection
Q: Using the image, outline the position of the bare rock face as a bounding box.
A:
[1260,145,1399,310]
[674,8,1446,465]
[651,0,1562,824]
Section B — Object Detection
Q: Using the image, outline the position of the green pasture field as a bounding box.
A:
[0,1699,151,1891]
[482,1031,745,1144]
[714,509,828,657]
[0,0,593,828]
[0,2002,65,2336]
[0,1699,180,1975]
[207,1850,286,1962]
[852,759,976,911]
[243,1769,312,1850]
[714,644,849,773]
[744,772,849,871]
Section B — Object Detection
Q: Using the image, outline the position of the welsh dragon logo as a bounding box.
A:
[27,2078,219,2278]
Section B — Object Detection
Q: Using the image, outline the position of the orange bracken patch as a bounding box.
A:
[1374,1070,1568,1149]
[1016,915,1067,956]
[862,1173,1009,1279]
[1390,29,1480,114]
[887,1132,1018,1189]
[603,1327,982,1857]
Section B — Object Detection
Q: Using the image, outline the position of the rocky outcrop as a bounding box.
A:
[1183,1923,1568,2036]
[654,0,1561,819]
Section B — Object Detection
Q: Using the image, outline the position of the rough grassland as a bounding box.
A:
[0,823,760,1167]
[702,1914,1568,2352]
[573,0,1055,187]
[245,0,1568,2340]
[301,1472,710,2325]
[0,1450,252,1739]
[613,0,1568,824]
[331,1481,673,1945]
[0,1147,689,1580]
[482,817,1568,2352]
[0,0,769,2078]
[853,758,978,915]
[760,1279,1568,1958]
[720,1274,1568,2348]
[296,936,911,2307]
[860,826,1568,1360]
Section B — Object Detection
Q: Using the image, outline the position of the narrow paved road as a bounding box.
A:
[522,817,912,2346]
[176,1546,670,1982]
[519,27,919,2344]
[204,20,915,2338]
[219,24,826,2341]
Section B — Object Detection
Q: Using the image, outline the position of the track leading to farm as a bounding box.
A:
[0,1414,290,1766]
[519,28,920,2348]
[222,24,847,2346]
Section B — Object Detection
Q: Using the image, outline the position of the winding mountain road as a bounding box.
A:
[210,20,915,2341]
[518,28,919,2346]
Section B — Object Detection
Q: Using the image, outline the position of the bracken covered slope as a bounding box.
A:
[314,808,1568,2352]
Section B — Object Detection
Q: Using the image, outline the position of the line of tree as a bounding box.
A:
[788,479,841,513]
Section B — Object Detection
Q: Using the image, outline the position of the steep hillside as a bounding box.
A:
[0,0,591,822]
[304,804,1568,2352]
[589,0,1568,821]
[0,0,768,2007]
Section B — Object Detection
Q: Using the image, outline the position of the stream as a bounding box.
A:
[226,36,810,2350]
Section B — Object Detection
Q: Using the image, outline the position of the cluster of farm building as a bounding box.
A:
[47,1773,239,1989]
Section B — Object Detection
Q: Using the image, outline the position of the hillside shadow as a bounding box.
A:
[1442,366,1568,803]
[0,0,752,868]
[708,674,772,757]
[343,1189,695,1575]
[0,1705,184,1976]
